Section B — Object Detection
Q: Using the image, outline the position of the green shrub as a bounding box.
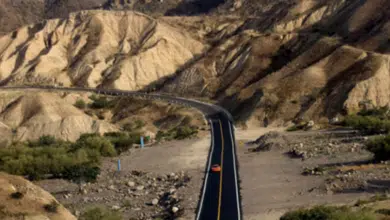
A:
[62,165,100,183]
[280,206,376,220]
[156,126,198,141]
[0,133,116,182]
[89,96,116,109]
[376,209,390,216]
[122,120,145,132]
[358,106,389,118]
[80,206,122,220]
[175,126,198,140]
[44,201,59,213]
[366,136,390,161]
[104,132,143,153]
[37,135,57,146]
[75,99,87,109]
[344,106,390,134]
[344,115,390,134]
[73,135,117,157]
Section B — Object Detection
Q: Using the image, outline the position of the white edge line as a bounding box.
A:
[196,119,215,220]
[228,122,241,220]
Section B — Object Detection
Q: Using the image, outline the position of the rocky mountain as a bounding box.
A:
[0,172,76,220]
[0,0,389,130]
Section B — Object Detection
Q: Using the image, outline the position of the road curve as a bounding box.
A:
[0,86,242,220]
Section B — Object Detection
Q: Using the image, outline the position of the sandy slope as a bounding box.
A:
[0,92,117,142]
[0,0,390,128]
[0,10,204,90]
[0,172,76,220]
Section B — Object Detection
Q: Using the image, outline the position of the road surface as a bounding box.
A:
[0,86,242,220]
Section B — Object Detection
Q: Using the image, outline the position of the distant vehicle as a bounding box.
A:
[211,164,221,172]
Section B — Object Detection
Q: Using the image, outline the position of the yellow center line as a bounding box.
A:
[217,120,224,220]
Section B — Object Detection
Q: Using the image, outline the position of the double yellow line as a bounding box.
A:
[217,120,224,220]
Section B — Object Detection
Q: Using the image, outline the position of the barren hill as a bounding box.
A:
[0,172,76,220]
[0,10,204,90]
[0,92,117,142]
[0,0,389,129]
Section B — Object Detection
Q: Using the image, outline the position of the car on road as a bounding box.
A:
[211,164,221,172]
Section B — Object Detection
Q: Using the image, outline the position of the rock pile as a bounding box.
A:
[62,170,191,219]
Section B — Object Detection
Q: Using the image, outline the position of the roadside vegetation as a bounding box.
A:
[156,125,198,141]
[80,206,122,220]
[344,106,390,134]
[0,132,145,182]
[280,205,377,220]
[88,95,117,109]
[366,135,390,161]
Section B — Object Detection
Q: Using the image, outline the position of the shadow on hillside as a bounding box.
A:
[165,0,225,16]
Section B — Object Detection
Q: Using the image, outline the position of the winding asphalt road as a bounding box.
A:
[0,86,242,220]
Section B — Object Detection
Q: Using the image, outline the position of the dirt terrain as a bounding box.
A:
[236,127,390,219]
[0,172,76,220]
[37,135,210,219]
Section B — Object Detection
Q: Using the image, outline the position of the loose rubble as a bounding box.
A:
[45,170,192,219]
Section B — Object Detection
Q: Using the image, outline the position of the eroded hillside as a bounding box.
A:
[0,0,390,129]
[0,172,76,220]
[0,90,206,143]
[0,10,204,90]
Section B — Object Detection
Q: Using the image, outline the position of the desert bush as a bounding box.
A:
[10,192,24,199]
[0,133,121,181]
[156,126,198,141]
[175,126,198,140]
[80,206,122,220]
[43,201,59,213]
[73,134,117,157]
[62,164,100,183]
[358,106,390,118]
[376,208,390,216]
[280,206,376,220]
[122,120,145,131]
[105,131,144,153]
[366,135,390,161]
[344,115,390,134]
[89,96,116,109]
[344,106,390,134]
[75,99,86,109]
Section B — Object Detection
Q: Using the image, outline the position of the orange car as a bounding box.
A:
[211,164,221,172]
